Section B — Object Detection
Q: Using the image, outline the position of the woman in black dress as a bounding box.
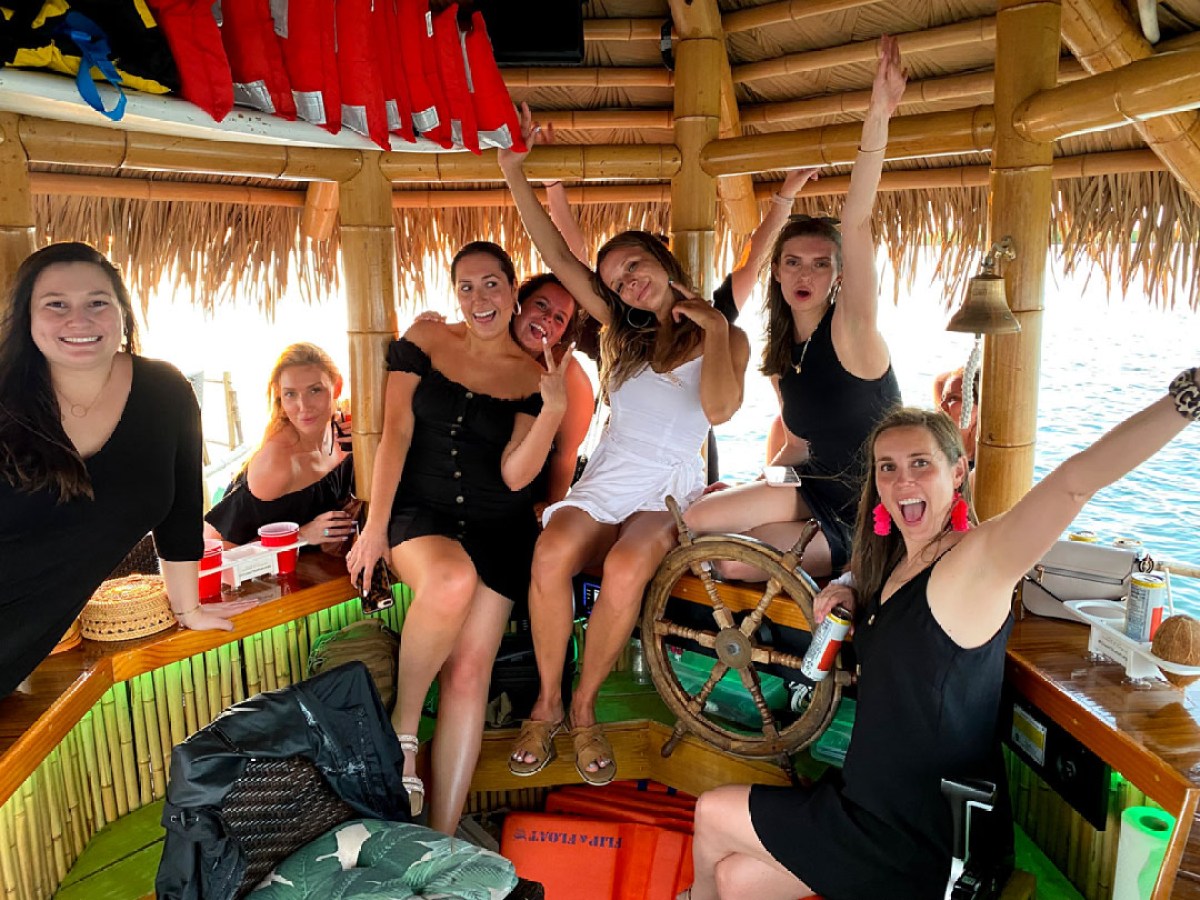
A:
[346,242,569,834]
[205,343,357,550]
[0,243,252,697]
[682,374,1200,899]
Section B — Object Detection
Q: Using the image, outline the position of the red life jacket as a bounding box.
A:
[216,0,294,119]
[462,10,524,152]
[146,0,232,122]
[397,0,450,147]
[273,0,340,134]
[431,4,477,154]
[373,0,414,143]
[334,0,389,149]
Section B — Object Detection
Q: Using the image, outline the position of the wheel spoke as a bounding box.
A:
[749,646,807,670]
[685,660,730,716]
[736,667,781,738]
[739,579,783,637]
[654,620,718,650]
[689,561,737,631]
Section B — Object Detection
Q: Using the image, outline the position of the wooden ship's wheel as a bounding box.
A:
[640,497,850,779]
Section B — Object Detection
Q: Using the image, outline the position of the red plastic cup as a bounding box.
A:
[259,522,300,575]
[199,539,224,603]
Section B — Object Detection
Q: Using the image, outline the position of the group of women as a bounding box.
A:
[3,36,1199,900]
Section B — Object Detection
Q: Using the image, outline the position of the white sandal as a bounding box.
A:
[396,733,425,817]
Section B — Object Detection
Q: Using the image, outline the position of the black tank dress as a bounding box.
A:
[779,304,901,572]
[205,450,354,546]
[385,338,542,608]
[749,559,1013,900]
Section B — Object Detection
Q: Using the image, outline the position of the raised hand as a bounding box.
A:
[813,582,857,628]
[871,34,907,116]
[780,167,821,198]
[412,310,446,326]
[498,102,538,171]
[668,280,727,332]
[539,338,574,418]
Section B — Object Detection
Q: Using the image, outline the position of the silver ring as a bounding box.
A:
[323,528,330,537]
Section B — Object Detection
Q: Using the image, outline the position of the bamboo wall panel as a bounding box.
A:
[0,112,34,314]
[973,0,1060,521]
[723,0,879,33]
[0,595,400,900]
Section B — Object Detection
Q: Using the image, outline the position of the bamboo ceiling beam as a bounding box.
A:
[17,117,362,182]
[29,172,305,207]
[503,68,672,90]
[701,106,995,177]
[378,144,682,183]
[0,112,34,314]
[733,18,997,84]
[1014,47,1200,142]
[583,18,667,41]
[300,182,339,242]
[1061,0,1200,205]
[740,60,1085,128]
[536,110,673,131]
[724,0,881,34]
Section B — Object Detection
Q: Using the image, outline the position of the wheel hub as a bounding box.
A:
[714,626,753,669]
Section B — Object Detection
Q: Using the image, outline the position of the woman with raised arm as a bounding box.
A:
[682,37,906,581]
[205,343,357,551]
[0,242,252,698]
[345,241,569,834]
[498,106,752,786]
[681,369,1200,900]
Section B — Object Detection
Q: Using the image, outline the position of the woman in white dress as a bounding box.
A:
[498,106,751,785]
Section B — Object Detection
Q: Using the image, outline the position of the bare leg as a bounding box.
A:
[683,481,832,581]
[686,785,815,900]
[522,508,616,736]
[428,582,513,834]
[389,538,479,796]
[570,511,676,773]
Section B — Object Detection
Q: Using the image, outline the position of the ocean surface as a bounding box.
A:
[139,256,1200,616]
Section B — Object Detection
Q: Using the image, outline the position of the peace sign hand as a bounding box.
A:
[498,102,539,172]
[539,339,574,418]
[668,281,727,332]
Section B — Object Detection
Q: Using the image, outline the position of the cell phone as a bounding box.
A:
[360,557,397,614]
[764,465,801,487]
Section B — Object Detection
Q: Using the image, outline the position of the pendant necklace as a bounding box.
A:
[56,360,116,418]
[792,337,812,375]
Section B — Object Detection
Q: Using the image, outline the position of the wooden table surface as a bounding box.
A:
[1006,613,1200,899]
[0,553,357,806]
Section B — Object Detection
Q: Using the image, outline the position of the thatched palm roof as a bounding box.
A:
[9,0,1200,310]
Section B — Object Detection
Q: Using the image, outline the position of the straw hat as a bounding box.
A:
[81,574,177,642]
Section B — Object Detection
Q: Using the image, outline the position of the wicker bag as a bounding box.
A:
[81,574,177,641]
[307,618,400,711]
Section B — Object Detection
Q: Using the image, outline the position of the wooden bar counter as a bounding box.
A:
[1006,613,1200,899]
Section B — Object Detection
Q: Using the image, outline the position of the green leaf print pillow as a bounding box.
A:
[249,818,519,900]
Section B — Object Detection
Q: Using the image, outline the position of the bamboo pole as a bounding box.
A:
[113,684,138,813]
[17,117,362,182]
[701,106,995,177]
[341,153,399,499]
[0,112,34,316]
[724,0,879,33]
[100,688,128,818]
[1062,0,1200,205]
[28,172,303,207]
[503,68,672,89]
[379,144,682,183]
[300,181,340,242]
[1014,48,1200,142]
[583,18,667,41]
[733,18,997,84]
[740,60,1086,128]
[669,0,723,297]
[973,0,1061,521]
[537,110,673,131]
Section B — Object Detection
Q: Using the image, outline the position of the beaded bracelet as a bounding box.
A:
[858,144,887,153]
[770,192,795,206]
[1169,367,1200,421]
[173,604,200,620]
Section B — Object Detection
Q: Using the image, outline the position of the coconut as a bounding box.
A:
[1151,614,1200,687]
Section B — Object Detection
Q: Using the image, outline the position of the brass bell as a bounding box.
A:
[946,238,1021,335]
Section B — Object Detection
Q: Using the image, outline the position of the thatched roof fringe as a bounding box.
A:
[33,195,340,316]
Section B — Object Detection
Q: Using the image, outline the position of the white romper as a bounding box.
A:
[543,355,711,526]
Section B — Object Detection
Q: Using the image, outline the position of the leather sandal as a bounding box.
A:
[571,722,616,786]
[396,733,425,817]
[509,718,564,777]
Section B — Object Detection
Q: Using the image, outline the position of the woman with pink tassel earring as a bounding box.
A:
[680,378,1200,898]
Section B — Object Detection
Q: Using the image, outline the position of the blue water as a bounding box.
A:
[139,256,1200,614]
[713,261,1200,616]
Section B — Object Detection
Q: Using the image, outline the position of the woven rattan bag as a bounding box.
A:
[306,618,400,712]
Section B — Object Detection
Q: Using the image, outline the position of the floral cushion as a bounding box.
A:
[250,818,518,900]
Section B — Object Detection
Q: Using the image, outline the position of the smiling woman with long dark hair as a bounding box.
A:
[0,242,250,697]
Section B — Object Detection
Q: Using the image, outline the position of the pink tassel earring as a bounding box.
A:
[950,493,971,532]
[872,502,892,536]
